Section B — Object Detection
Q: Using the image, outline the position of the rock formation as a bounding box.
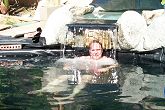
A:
[142,9,164,25]
[40,5,73,45]
[117,10,165,51]
[38,0,94,45]
[35,0,165,51]
[144,15,165,50]
[117,11,147,51]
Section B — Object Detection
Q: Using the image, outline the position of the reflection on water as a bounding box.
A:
[0,66,51,110]
[0,56,165,110]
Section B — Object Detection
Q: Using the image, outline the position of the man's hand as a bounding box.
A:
[92,63,119,76]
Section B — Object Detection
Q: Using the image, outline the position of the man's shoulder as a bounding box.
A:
[101,56,118,63]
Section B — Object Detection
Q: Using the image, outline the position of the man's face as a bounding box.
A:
[89,42,103,60]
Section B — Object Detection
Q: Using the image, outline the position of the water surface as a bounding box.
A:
[0,55,165,110]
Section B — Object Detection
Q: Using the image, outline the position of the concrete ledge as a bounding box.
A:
[0,21,45,37]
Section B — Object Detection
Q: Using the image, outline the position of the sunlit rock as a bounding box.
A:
[144,15,165,50]
[142,9,164,25]
[40,5,73,45]
[117,10,165,51]
[33,0,56,21]
[70,5,94,16]
[64,0,93,7]
[117,11,147,51]
[40,0,94,45]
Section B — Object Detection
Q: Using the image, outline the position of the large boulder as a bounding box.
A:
[33,0,56,21]
[117,11,147,51]
[40,0,94,45]
[142,9,164,25]
[144,15,165,50]
[117,10,165,51]
[40,5,73,45]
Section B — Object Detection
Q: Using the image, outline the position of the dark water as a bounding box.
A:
[0,55,165,110]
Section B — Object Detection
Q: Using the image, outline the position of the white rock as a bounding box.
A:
[41,5,73,45]
[117,11,147,51]
[65,0,93,7]
[33,0,56,21]
[40,0,94,45]
[144,15,165,50]
[142,9,164,25]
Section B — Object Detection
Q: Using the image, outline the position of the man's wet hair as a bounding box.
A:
[89,40,103,49]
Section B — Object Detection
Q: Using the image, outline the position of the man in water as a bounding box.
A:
[84,40,118,75]
[88,40,115,60]
[63,40,118,76]
[58,40,119,84]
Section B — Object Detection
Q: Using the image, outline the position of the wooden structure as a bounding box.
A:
[66,20,118,49]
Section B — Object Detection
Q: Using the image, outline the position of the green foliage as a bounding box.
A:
[161,0,165,5]
[2,0,9,8]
